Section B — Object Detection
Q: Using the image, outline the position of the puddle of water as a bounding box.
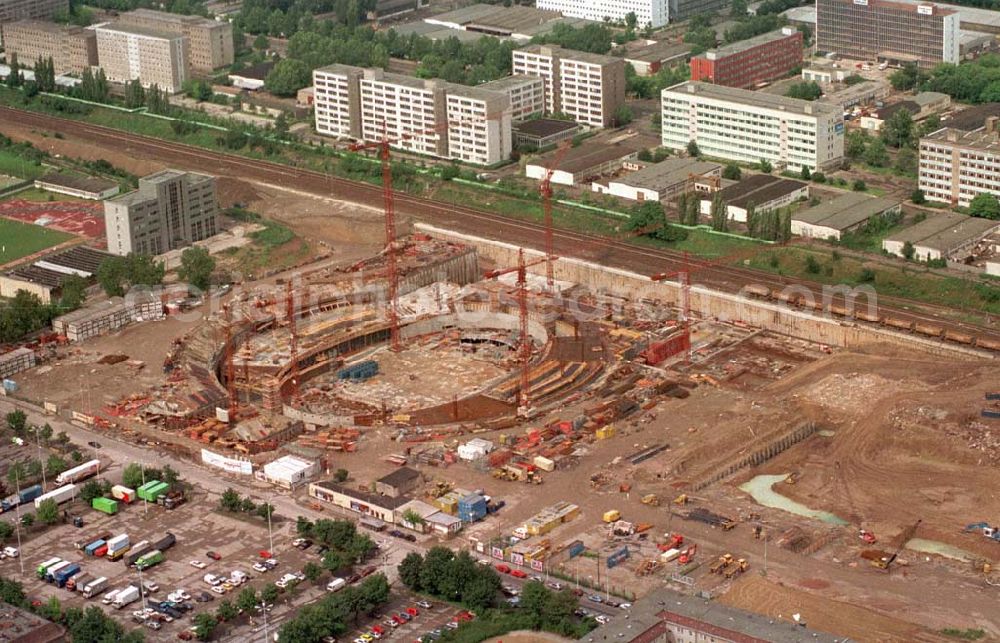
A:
[739,474,849,525]
[905,538,976,562]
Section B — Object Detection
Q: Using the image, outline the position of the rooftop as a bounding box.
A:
[477,74,543,91]
[424,3,563,33]
[317,64,503,102]
[586,588,846,642]
[924,126,1000,153]
[530,142,639,175]
[1,19,85,34]
[376,466,421,488]
[793,192,899,230]
[624,40,693,63]
[0,603,63,643]
[664,82,840,117]
[944,103,1000,131]
[95,22,184,40]
[913,216,1000,252]
[126,7,218,27]
[229,61,275,81]
[36,172,117,194]
[311,480,411,510]
[715,174,807,208]
[53,290,160,326]
[513,118,580,138]
[6,246,114,287]
[389,21,487,43]
[698,27,799,59]
[613,158,721,191]
[877,100,919,120]
[517,44,620,66]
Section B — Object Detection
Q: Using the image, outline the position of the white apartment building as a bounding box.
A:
[512,45,625,129]
[919,118,1000,207]
[660,82,845,172]
[313,65,511,166]
[95,23,187,93]
[479,75,545,122]
[535,0,668,28]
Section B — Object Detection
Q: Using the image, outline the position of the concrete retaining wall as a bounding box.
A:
[417,224,993,360]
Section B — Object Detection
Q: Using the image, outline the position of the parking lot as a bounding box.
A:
[339,592,473,643]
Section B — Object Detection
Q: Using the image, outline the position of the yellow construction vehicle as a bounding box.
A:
[784,472,800,485]
[725,558,749,579]
[603,510,622,523]
[641,494,660,506]
[710,554,733,574]
[673,494,688,505]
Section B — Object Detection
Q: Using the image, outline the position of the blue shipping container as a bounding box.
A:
[54,564,80,588]
[18,484,43,504]
[84,540,106,556]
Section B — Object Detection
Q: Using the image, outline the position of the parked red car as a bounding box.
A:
[494,563,511,574]
[509,569,527,579]
[206,551,222,561]
[406,606,419,616]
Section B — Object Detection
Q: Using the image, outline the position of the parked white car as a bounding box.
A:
[210,585,227,595]
[3,547,19,558]
[190,560,206,569]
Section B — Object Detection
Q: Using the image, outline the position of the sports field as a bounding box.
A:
[0,217,74,266]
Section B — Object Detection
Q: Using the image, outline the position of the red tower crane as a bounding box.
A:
[539,141,573,289]
[222,303,237,418]
[348,111,508,351]
[651,251,693,363]
[484,249,553,413]
[285,280,299,398]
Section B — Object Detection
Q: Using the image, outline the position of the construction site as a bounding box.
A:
[2,116,999,641]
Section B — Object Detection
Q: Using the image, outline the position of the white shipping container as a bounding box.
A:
[106,534,130,552]
[659,548,681,563]
[55,459,101,486]
[533,456,555,472]
[34,484,77,508]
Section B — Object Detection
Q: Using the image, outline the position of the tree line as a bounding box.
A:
[892,55,1000,104]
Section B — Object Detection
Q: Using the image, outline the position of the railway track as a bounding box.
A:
[3,105,998,349]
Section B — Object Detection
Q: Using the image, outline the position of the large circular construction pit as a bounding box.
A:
[296,329,519,419]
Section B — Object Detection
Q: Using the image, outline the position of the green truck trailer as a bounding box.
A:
[134,549,164,570]
[92,497,119,515]
[137,481,169,503]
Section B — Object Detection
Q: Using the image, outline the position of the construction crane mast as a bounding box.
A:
[650,251,692,363]
[285,280,300,397]
[540,141,572,290]
[485,249,552,413]
[222,303,237,418]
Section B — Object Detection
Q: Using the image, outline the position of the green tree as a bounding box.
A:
[260,583,280,604]
[0,521,14,542]
[59,274,87,311]
[45,454,68,477]
[121,463,147,489]
[6,410,26,434]
[889,63,921,91]
[902,240,916,260]
[637,148,653,162]
[253,34,270,50]
[863,138,889,167]
[303,561,323,582]
[419,547,455,596]
[235,586,259,613]
[240,496,256,513]
[256,502,275,520]
[36,498,60,525]
[852,179,867,191]
[402,509,426,527]
[179,246,216,291]
[731,0,748,16]
[911,188,926,204]
[161,464,180,486]
[124,79,146,109]
[193,612,217,640]
[5,56,22,89]
[969,192,1000,220]
[881,109,914,148]
[220,487,242,512]
[216,600,238,622]
[709,192,728,232]
[322,549,349,573]
[895,147,918,176]
[265,59,311,96]
[627,200,665,232]
[333,468,349,483]
[785,81,822,101]
[686,140,700,158]
[295,516,314,537]
[846,130,868,159]
[759,159,773,174]
[800,166,811,180]
[20,513,34,528]
[722,163,741,180]
[520,581,549,628]
[614,105,633,126]
[79,480,106,504]
[398,552,424,590]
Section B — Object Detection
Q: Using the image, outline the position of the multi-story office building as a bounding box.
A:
[117,8,234,73]
[690,27,803,89]
[95,23,187,93]
[661,82,844,172]
[669,0,729,22]
[313,65,512,166]
[919,117,1000,207]
[535,0,669,28]
[512,45,625,129]
[104,170,219,256]
[0,20,97,75]
[479,75,546,122]
[0,0,67,29]
[816,0,959,68]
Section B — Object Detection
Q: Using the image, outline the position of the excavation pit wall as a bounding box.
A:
[417,224,993,360]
